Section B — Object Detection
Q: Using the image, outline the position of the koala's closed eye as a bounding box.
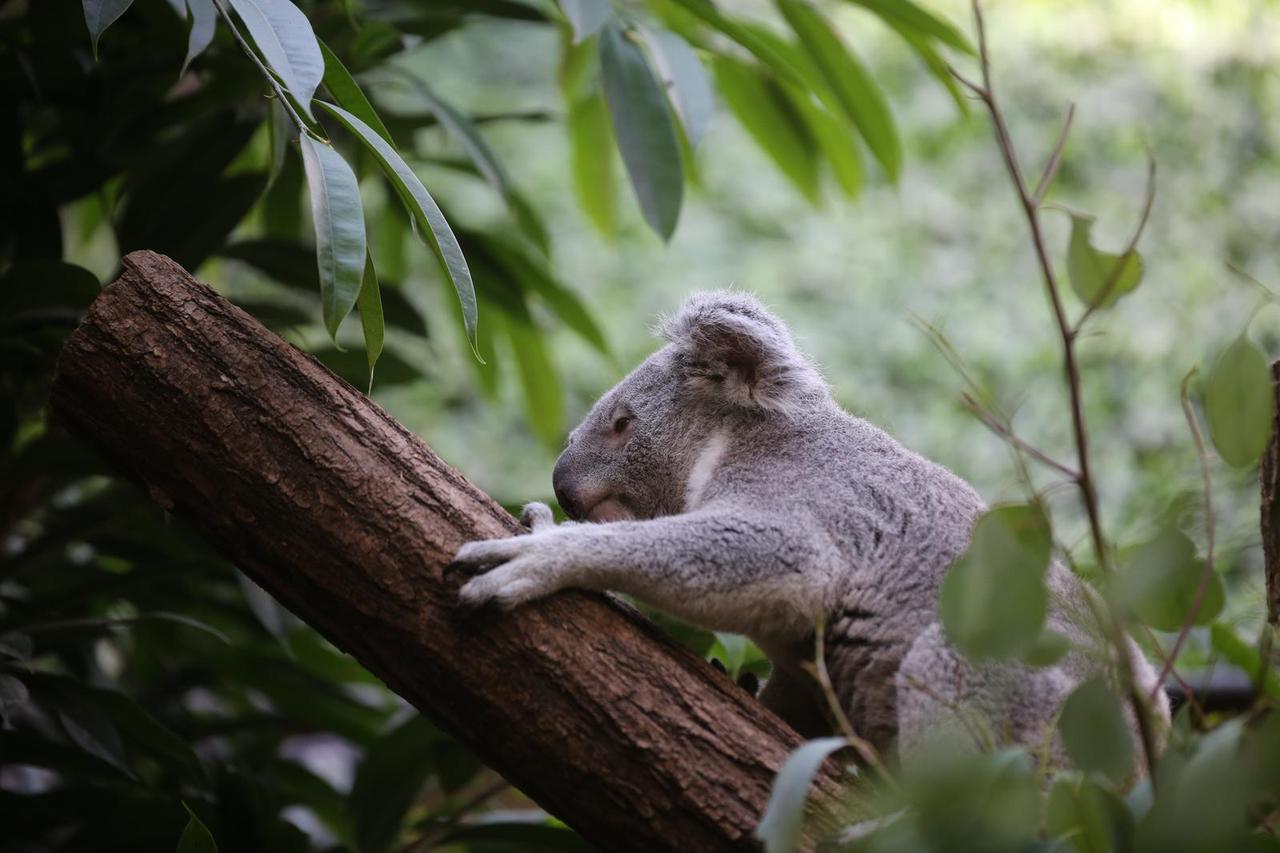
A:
[611,414,632,434]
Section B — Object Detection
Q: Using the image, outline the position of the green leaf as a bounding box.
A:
[939,503,1052,659]
[1059,678,1133,784]
[841,0,974,54]
[566,90,619,234]
[182,0,217,74]
[599,20,685,240]
[1209,623,1280,700]
[641,27,715,147]
[486,240,609,355]
[299,135,367,341]
[1115,526,1223,632]
[666,0,808,87]
[1045,773,1133,853]
[501,311,564,447]
[561,0,611,43]
[712,57,820,203]
[1066,213,1143,309]
[777,0,902,181]
[351,715,441,853]
[83,0,135,58]
[1022,629,1070,667]
[319,40,393,145]
[227,0,324,119]
[756,737,846,853]
[0,261,100,326]
[881,16,968,114]
[1204,335,1273,468]
[177,804,219,853]
[317,101,479,357]
[357,252,384,390]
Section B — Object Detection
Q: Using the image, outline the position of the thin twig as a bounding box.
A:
[1032,103,1075,206]
[400,778,510,853]
[960,393,1080,480]
[1139,623,1205,721]
[211,0,316,138]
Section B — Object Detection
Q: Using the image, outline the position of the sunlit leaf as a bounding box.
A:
[777,0,901,181]
[939,503,1052,659]
[599,19,684,240]
[641,27,715,147]
[83,0,135,58]
[1059,678,1133,784]
[357,252,384,390]
[317,101,479,357]
[1066,213,1143,309]
[841,0,974,54]
[319,40,393,145]
[1115,526,1223,632]
[756,737,846,853]
[1204,335,1273,469]
[299,134,367,341]
[183,0,217,74]
[177,804,219,853]
[227,0,324,118]
[561,0,611,43]
[712,56,820,203]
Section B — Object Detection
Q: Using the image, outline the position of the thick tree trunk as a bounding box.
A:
[51,251,841,851]
[1262,361,1280,626]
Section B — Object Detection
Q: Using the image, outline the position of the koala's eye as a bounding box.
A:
[611,415,633,434]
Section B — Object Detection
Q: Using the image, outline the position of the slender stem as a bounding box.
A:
[211,0,316,138]
[1032,103,1075,205]
[960,393,1080,480]
[1152,369,1217,698]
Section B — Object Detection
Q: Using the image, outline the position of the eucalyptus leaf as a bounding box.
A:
[841,0,974,54]
[177,804,219,853]
[83,0,135,59]
[1059,678,1133,783]
[599,20,684,240]
[299,134,367,341]
[561,0,611,43]
[227,0,324,118]
[756,737,847,853]
[317,101,479,357]
[665,0,808,86]
[357,252,384,390]
[183,0,217,74]
[319,40,393,144]
[1045,773,1133,853]
[641,27,715,147]
[777,0,902,181]
[1066,213,1143,309]
[1204,335,1273,469]
[567,90,619,234]
[1115,526,1223,632]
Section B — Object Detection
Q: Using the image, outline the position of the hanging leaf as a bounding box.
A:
[841,0,975,54]
[1204,335,1273,468]
[1066,213,1143,309]
[755,737,846,853]
[177,804,220,853]
[712,57,820,203]
[561,0,611,43]
[357,252,384,390]
[299,134,367,341]
[641,27,715,148]
[665,0,807,86]
[83,0,135,59]
[1045,773,1134,853]
[599,20,684,240]
[777,0,901,182]
[227,0,324,118]
[317,102,479,357]
[319,40,393,144]
[485,240,609,355]
[1114,526,1223,632]
[501,311,565,447]
[1059,678,1133,784]
[567,90,619,234]
[182,0,217,74]
[880,17,967,114]
[939,503,1052,659]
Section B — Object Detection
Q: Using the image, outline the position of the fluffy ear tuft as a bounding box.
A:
[658,291,827,413]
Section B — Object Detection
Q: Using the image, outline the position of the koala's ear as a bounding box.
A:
[659,291,826,413]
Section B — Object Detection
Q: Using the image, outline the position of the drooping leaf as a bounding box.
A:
[1115,526,1223,632]
[841,0,974,54]
[566,90,618,234]
[778,0,901,182]
[880,16,967,114]
[939,503,1052,659]
[599,19,684,240]
[641,27,715,147]
[561,0,611,42]
[502,311,564,447]
[1059,678,1133,784]
[182,0,217,74]
[317,101,479,357]
[1204,335,1273,469]
[756,737,846,853]
[1045,773,1133,853]
[299,134,367,341]
[665,0,807,86]
[227,0,324,118]
[177,804,219,853]
[83,0,135,59]
[357,252,384,390]
[1066,213,1143,309]
[712,56,820,203]
[318,40,393,144]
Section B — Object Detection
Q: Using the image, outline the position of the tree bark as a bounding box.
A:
[50,251,841,851]
[1261,361,1280,626]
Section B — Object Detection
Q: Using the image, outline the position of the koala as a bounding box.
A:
[450,291,1169,767]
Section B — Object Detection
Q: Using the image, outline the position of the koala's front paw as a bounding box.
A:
[451,523,576,612]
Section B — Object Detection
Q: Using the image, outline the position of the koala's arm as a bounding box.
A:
[451,502,827,638]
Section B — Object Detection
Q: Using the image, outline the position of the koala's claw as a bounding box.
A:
[457,559,551,611]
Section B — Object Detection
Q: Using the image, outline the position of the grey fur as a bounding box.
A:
[452,291,1169,770]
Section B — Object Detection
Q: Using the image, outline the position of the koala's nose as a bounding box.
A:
[552,454,584,520]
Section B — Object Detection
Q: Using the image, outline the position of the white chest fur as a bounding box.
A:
[684,429,729,511]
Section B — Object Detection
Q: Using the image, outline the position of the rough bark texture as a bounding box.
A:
[1262,360,1280,626]
[51,251,841,851]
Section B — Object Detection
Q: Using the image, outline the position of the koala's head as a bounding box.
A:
[552,291,827,522]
